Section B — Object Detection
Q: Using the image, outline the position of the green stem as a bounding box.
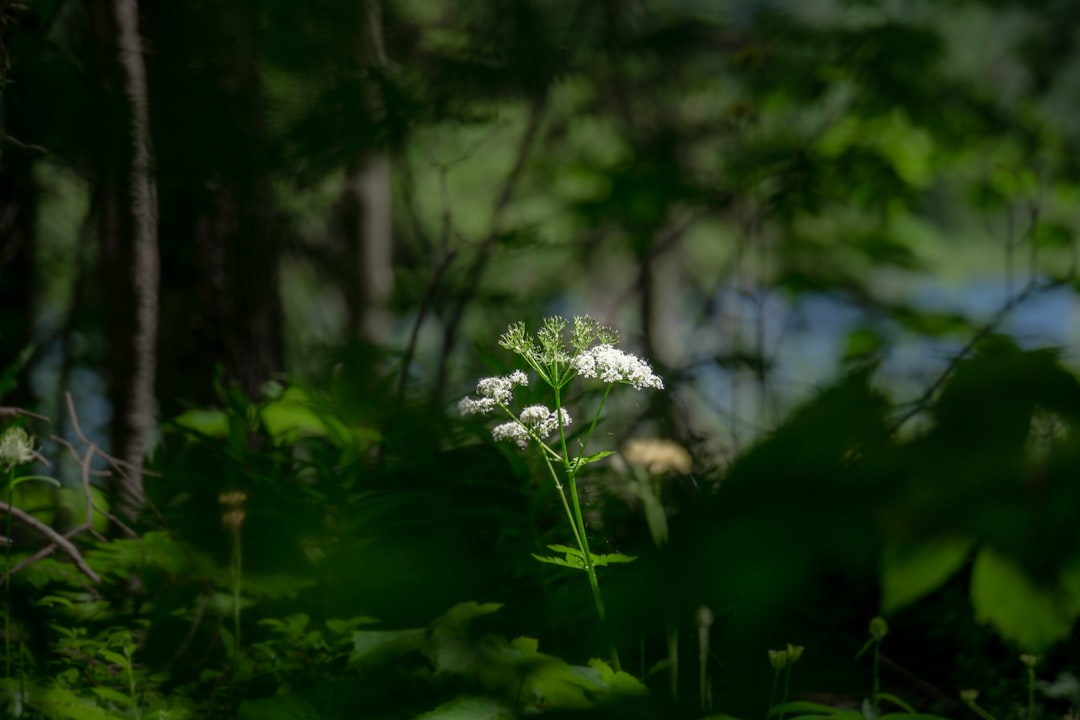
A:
[232,529,242,669]
[964,700,998,720]
[1027,666,1035,720]
[553,383,620,670]
[780,663,793,720]
[576,384,613,455]
[767,667,780,720]
[668,624,679,700]
[541,454,584,552]
[5,468,12,681]
[872,640,881,716]
[124,643,141,720]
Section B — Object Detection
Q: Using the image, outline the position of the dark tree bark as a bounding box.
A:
[0,147,36,406]
[110,0,158,521]
[148,0,283,411]
[87,0,156,522]
[0,2,35,406]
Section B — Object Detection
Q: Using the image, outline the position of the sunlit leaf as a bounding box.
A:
[970,549,1080,651]
[881,536,974,614]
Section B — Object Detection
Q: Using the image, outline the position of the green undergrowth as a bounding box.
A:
[4,337,1080,718]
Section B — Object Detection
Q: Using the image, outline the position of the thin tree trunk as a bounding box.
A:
[340,155,393,343]
[111,0,158,521]
[337,0,392,345]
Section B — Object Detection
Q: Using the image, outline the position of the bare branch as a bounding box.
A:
[0,502,101,584]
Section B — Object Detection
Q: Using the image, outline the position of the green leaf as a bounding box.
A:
[586,657,648,697]
[970,549,1080,651]
[173,408,229,437]
[591,552,637,567]
[877,692,917,713]
[349,628,426,667]
[532,553,586,570]
[547,544,584,557]
[582,450,615,463]
[91,686,133,705]
[881,536,974,614]
[877,715,957,720]
[325,616,378,634]
[99,650,129,667]
[260,387,334,443]
[416,697,516,720]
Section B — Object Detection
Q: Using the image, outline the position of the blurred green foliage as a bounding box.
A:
[4,0,1080,717]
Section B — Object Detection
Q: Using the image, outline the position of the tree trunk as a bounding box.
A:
[148,0,283,412]
[0,148,36,406]
[110,0,158,522]
[335,0,393,345]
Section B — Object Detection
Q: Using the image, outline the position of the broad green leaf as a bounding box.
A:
[587,657,648,697]
[99,650,129,667]
[547,544,584,557]
[881,536,974,614]
[34,684,112,719]
[416,696,516,720]
[970,549,1080,651]
[878,715,958,720]
[260,387,333,442]
[349,627,426,667]
[91,686,132,705]
[877,692,917,713]
[173,409,229,437]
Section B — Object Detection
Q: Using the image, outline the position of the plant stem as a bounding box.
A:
[668,624,679,700]
[554,383,620,671]
[4,468,12,681]
[232,527,242,671]
[541,454,584,551]
[1027,665,1035,720]
[780,663,793,720]
[872,639,881,716]
[767,667,780,720]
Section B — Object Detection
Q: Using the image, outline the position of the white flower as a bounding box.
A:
[518,405,572,437]
[475,370,528,404]
[0,427,36,470]
[491,406,572,449]
[492,421,530,448]
[458,396,497,415]
[460,370,529,416]
[571,345,664,390]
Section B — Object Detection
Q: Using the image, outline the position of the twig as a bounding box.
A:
[0,502,101,583]
[431,0,594,402]
[1,134,48,155]
[889,279,1061,433]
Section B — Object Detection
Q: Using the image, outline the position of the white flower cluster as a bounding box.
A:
[571,344,664,390]
[0,427,36,470]
[458,370,528,416]
[492,405,572,449]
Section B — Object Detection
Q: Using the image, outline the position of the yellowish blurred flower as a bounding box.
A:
[623,438,692,475]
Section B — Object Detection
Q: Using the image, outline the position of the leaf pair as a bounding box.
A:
[532,544,636,571]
